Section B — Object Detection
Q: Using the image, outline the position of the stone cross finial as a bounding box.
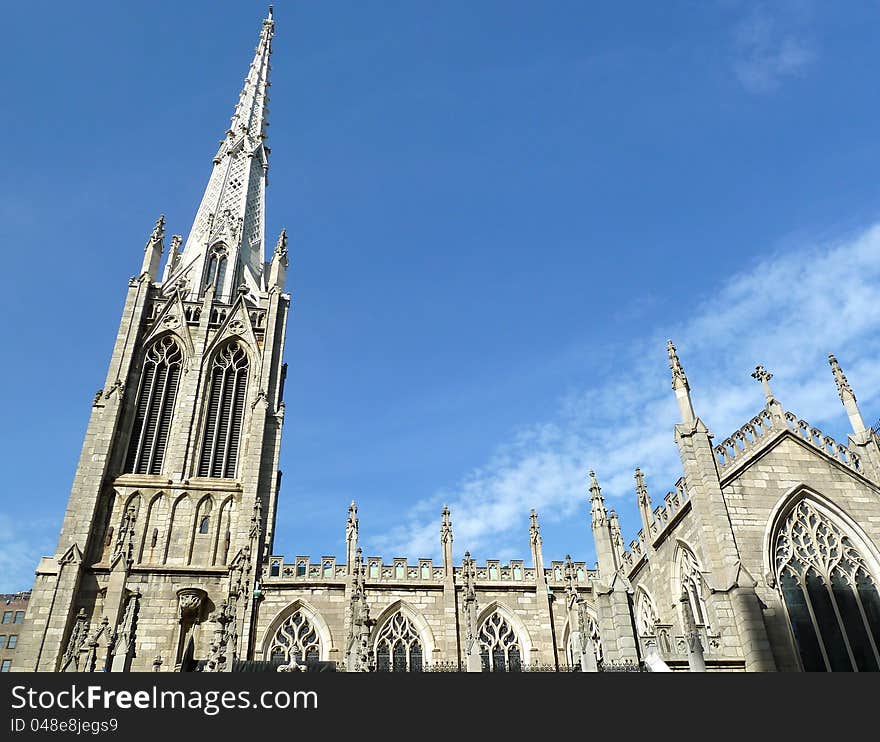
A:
[751,364,775,401]
[667,340,689,391]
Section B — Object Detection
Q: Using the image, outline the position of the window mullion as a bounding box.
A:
[823,576,858,671]
[852,584,880,668]
[800,578,832,671]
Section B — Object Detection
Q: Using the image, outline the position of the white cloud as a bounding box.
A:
[730,3,815,93]
[0,514,57,592]
[374,222,880,561]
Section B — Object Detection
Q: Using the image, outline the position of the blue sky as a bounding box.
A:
[3,0,880,589]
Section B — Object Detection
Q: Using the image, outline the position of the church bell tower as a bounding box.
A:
[16,8,289,672]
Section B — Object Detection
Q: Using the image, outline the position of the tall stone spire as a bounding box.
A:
[829,353,867,434]
[668,340,695,424]
[166,7,276,301]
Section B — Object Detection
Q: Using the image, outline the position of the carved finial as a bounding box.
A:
[828,353,855,402]
[751,364,775,402]
[441,505,453,545]
[588,470,601,497]
[346,501,358,546]
[668,341,696,423]
[268,5,274,20]
[828,353,867,434]
[529,508,541,546]
[634,467,648,503]
[274,228,288,258]
[588,470,607,526]
[563,553,576,594]
[667,340,689,391]
[148,215,165,245]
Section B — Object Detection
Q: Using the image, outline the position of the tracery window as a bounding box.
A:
[636,589,660,637]
[125,336,183,475]
[774,499,880,672]
[198,341,249,478]
[267,610,321,665]
[678,545,710,630]
[374,612,423,672]
[478,612,522,672]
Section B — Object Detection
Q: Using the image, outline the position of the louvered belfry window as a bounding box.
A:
[204,245,228,298]
[125,335,183,475]
[198,340,249,478]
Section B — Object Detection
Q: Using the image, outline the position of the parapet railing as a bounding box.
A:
[620,478,691,573]
[713,406,861,473]
[262,556,596,586]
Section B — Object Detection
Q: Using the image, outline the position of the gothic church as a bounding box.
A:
[15,9,880,673]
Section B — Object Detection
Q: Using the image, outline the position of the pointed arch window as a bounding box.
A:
[478,612,522,672]
[268,610,321,666]
[678,545,710,631]
[773,499,880,671]
[198,341,249,478]
[125,336,183,475]
[636,589,660,638]
[373,612,423,672]
[203,245,228,297]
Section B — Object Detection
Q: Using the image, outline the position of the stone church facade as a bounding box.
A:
[14,9,880,673]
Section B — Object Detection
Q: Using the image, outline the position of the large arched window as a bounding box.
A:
[678,544,710,631]
[267,610,321,665]
[373,612,423,672]
[125,335,183,475]
[773,498,880,672]
[478,612,522,672]
[198,341,249,478]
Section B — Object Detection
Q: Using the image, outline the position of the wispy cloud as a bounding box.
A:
[730,2,815,93]
[0,514,58,592]
[374,221,880,560]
